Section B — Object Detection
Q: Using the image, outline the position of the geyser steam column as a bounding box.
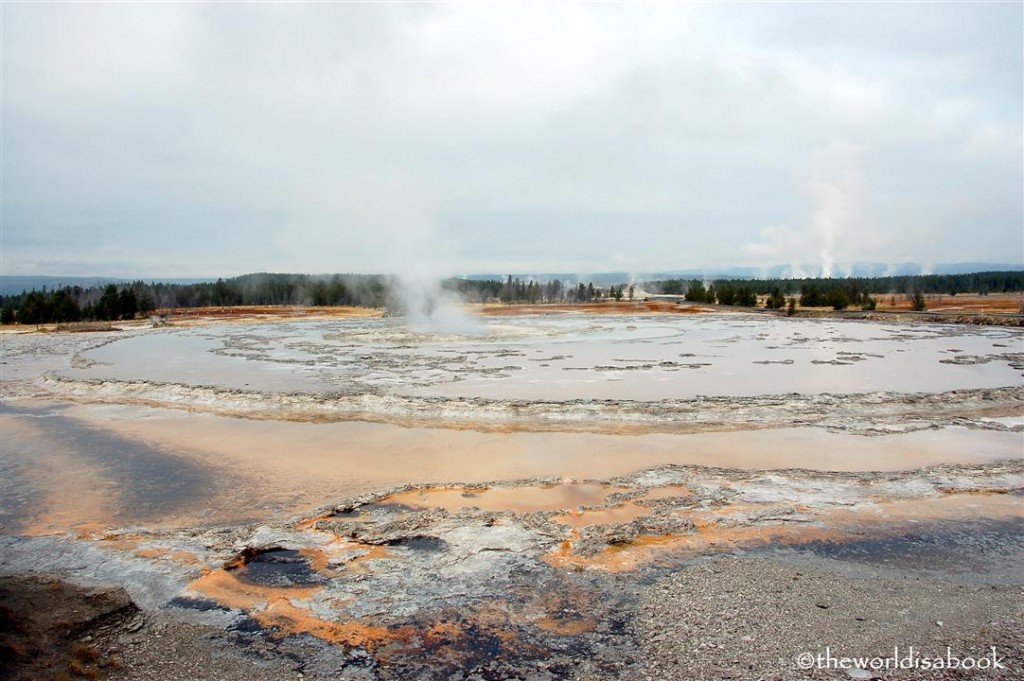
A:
[390,273,483,335]
[808,142,864,279]
[341,192,483,335]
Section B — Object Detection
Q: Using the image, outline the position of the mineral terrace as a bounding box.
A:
[1,310,1022,680]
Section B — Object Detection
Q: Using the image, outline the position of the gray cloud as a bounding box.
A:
[3,2,1021,277]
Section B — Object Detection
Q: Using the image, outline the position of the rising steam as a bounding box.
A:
[390,274,483,336]
[742,142,865,278]
[808,142,864,278]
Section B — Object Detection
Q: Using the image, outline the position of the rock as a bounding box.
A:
[127,613,146,632]
[0,575,142,680]
[234,526,318,554]
[846,668,875,679]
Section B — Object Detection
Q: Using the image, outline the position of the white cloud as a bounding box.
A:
[2,2,1021,277]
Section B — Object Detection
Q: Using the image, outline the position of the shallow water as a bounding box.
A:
[56,315,1023,402]
[382,482,632,514]
[2,314,1021,533]
[2,399,1019,533]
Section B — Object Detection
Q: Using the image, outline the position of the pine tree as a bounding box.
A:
[911,291,927,311]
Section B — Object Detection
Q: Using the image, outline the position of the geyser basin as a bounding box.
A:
[35,313,1024,411]
[2,312,1022,681]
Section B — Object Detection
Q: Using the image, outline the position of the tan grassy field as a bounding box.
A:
[873,292,1024,313]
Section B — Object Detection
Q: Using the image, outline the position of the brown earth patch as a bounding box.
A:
[0,575,141,681]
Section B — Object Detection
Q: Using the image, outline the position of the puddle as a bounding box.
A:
[232,549,325,588]
[381,482,632,514]
[18,315,1019,406]
[386,536,447,552]
[551,502,651,528]
[0,403,239,534]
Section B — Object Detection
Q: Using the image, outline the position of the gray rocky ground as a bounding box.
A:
[2,461,1021,680]
[4,548,1021,681]
[637,556,1023,680]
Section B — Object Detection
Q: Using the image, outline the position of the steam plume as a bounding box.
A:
[808,143,864,278]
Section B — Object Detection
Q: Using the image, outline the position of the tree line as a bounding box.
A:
[444,276,626,304]
[664,280,760,307]
[3,284,152,325]
[651,270,1024,299]
[2,270,1021,325]
[0,273,390,325]
[650,271,1024,311]
[1,273,618,325]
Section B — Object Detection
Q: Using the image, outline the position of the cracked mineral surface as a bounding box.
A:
[1,312,1022,679]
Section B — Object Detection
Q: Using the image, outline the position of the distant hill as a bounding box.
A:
[4,262,1020,296]
[0,275,214,297]
[463,262,1023,284]
[645,262,1024,280]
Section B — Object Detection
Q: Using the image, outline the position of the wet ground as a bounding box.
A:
[1,312,1022,679]
[0,403,223,531]
[11,313,1022,410]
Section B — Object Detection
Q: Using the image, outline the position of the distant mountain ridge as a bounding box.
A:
[0,275,214,297]
[3,263,1021,296]
[461,262,1023,285]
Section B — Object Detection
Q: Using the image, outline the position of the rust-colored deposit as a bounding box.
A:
[405,606,522,654]
[545,491,1023,573]
[186,570,323,612]
[184,563,403,651]
[188,566,535,662]
[381,482,632,515]
[551,502,650,528]
[133,547,208,569]
[527,586,599,636]
[256,600,400,651]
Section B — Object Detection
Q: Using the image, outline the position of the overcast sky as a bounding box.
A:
[3,2,1021,278]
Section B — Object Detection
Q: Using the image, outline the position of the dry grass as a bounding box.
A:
[479,300,710,316]
[764,292,1024,315]
[874,292,1023,313]
[67,643,101,679]
[6,292,1020,337]
[157,305,380,320]
[71,644,99,663]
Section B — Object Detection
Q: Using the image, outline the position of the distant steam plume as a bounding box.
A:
[808,143,864,278]
[742,142,864,278]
